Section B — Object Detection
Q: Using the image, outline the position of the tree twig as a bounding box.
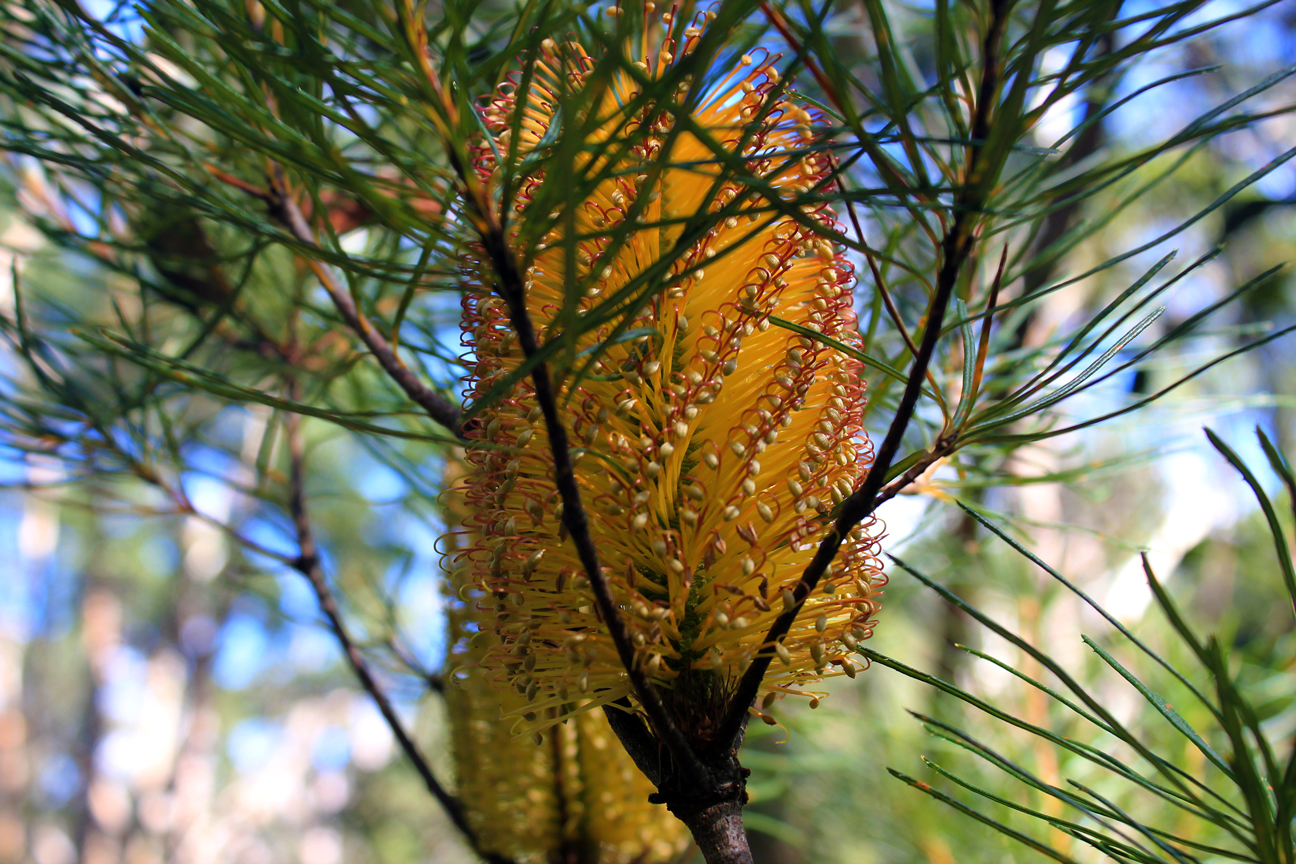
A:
[715,0,1013,750]
[762,0,939,246]
[265,175,465,440]
[855,214,950,420]
[829,156,924,367]
[474,215,710,788]
[282,398,508,864]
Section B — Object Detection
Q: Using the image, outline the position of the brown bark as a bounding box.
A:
[677,800,753,864]
[603,704,753,863]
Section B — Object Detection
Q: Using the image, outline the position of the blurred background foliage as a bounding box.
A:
[0,0,1294,862]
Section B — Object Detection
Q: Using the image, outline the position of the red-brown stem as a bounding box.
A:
[760,1,841,113]
[269,182,465,439]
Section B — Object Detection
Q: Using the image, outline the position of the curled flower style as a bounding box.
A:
[450,5,885,740]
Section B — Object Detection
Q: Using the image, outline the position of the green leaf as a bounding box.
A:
[74,329,458,444]
[888,768,1085,864]
[1257,427,1296,525]
[1083,636,1233,780]
[1206,428,1296,620]
[960,503,1223,722]
[769,315,923,390]
[886,555,1253,835]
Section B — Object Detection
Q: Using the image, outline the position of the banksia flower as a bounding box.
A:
[451,5,885,740]
[445,566,691,862]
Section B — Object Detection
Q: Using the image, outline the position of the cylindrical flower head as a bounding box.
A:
[453,6,885,739]
[445,569,691,863]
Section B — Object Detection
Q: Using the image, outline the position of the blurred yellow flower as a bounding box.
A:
[449,5,885,740]
[445,582,691,863]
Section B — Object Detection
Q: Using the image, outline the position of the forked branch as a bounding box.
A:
[260,174,465,440]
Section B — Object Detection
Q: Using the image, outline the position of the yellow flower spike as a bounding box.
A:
[443,468,690,863]
[444,605,691,862]
[574,710,692,862]
[450,4,886,742]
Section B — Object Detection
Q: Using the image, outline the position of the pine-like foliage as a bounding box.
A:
[875,429,1296,864]
[1,0,1293,860]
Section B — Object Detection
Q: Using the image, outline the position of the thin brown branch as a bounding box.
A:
[965,245,1008,409]
[204,164,274,200]
[798,56,946,419]
[282,398,511,864]
[265,176,464,440]
[874,437,959,509]
[760,1,842,115]
[716,0,1013,750]
[859,235,949,420]
[865,246,921,361]
[474,217,709,788]
[830,157,923,364]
